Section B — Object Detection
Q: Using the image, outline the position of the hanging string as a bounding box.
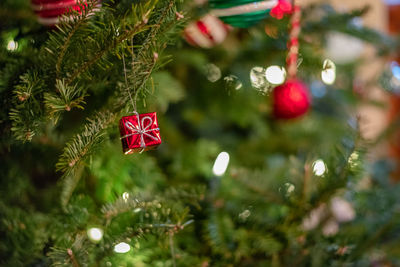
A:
[286,1,301,79]
[122,49,137,112]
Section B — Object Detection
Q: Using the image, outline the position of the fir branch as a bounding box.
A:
[44,79,87,123]
[101,196,151,221]
[55,0,100,78]
[60,164,85,208]
[10,72,44,142]
[65,4,155,85]
[121,0,182,110]
[48,234,87,267]
[57,111,116,206]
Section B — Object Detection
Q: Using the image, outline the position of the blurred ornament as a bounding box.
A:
[184,15,229,48]
[302,197,355,236]
[209,0,279,28]
[330,197,355,223]
[272,79,311,119]
[119,112,161,154]
[30,0,101,27]
[325,32,364,64]
[270,0,292,19]
[322,219,339,237]
[302,204,326,231]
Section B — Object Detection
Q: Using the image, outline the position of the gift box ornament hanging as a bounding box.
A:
[209,0,292,28]
[184,14,229,48]
[119,112,161,154]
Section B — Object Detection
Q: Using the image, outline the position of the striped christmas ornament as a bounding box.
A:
[184,14,229,48]
[30,0,101,27]
[209,0,289,28]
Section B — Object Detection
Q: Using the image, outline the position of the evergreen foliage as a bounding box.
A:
[1,0,400,266]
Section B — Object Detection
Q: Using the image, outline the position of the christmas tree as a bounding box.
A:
[1,0,400,266]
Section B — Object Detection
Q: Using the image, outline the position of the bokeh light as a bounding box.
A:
[212,152,230,176]
[265,66,286,85]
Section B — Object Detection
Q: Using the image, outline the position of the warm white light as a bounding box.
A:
[321,59,336,85]
[87,227,103,242]
[114,242,131,253]
[265,66,286,85]
[212,152,230,176]
[313,159,327,177]
[7,40,18,51]
[122,192,129,202]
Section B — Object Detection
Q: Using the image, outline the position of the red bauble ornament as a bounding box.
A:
[272,79,311,119]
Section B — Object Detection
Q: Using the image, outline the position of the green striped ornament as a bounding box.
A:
[209,0,278,28]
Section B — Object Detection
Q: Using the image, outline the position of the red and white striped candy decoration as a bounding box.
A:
[30,0,101,27]
[184,14,229,49]
[286,5,301,79]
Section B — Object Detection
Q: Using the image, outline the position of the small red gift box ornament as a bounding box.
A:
[119,112,161,154]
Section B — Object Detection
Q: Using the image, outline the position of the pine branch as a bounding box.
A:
[101,195,151,221]
[120,0,183,110]
[55,0,101,78]
[55,0,184,206]
[10,72,45,141]
[65,1,159,84]
[57,111,116,206]
[44,79,87,123]
[48,234,88,267]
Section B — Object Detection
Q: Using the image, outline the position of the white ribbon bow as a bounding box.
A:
[121,113,160,149]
